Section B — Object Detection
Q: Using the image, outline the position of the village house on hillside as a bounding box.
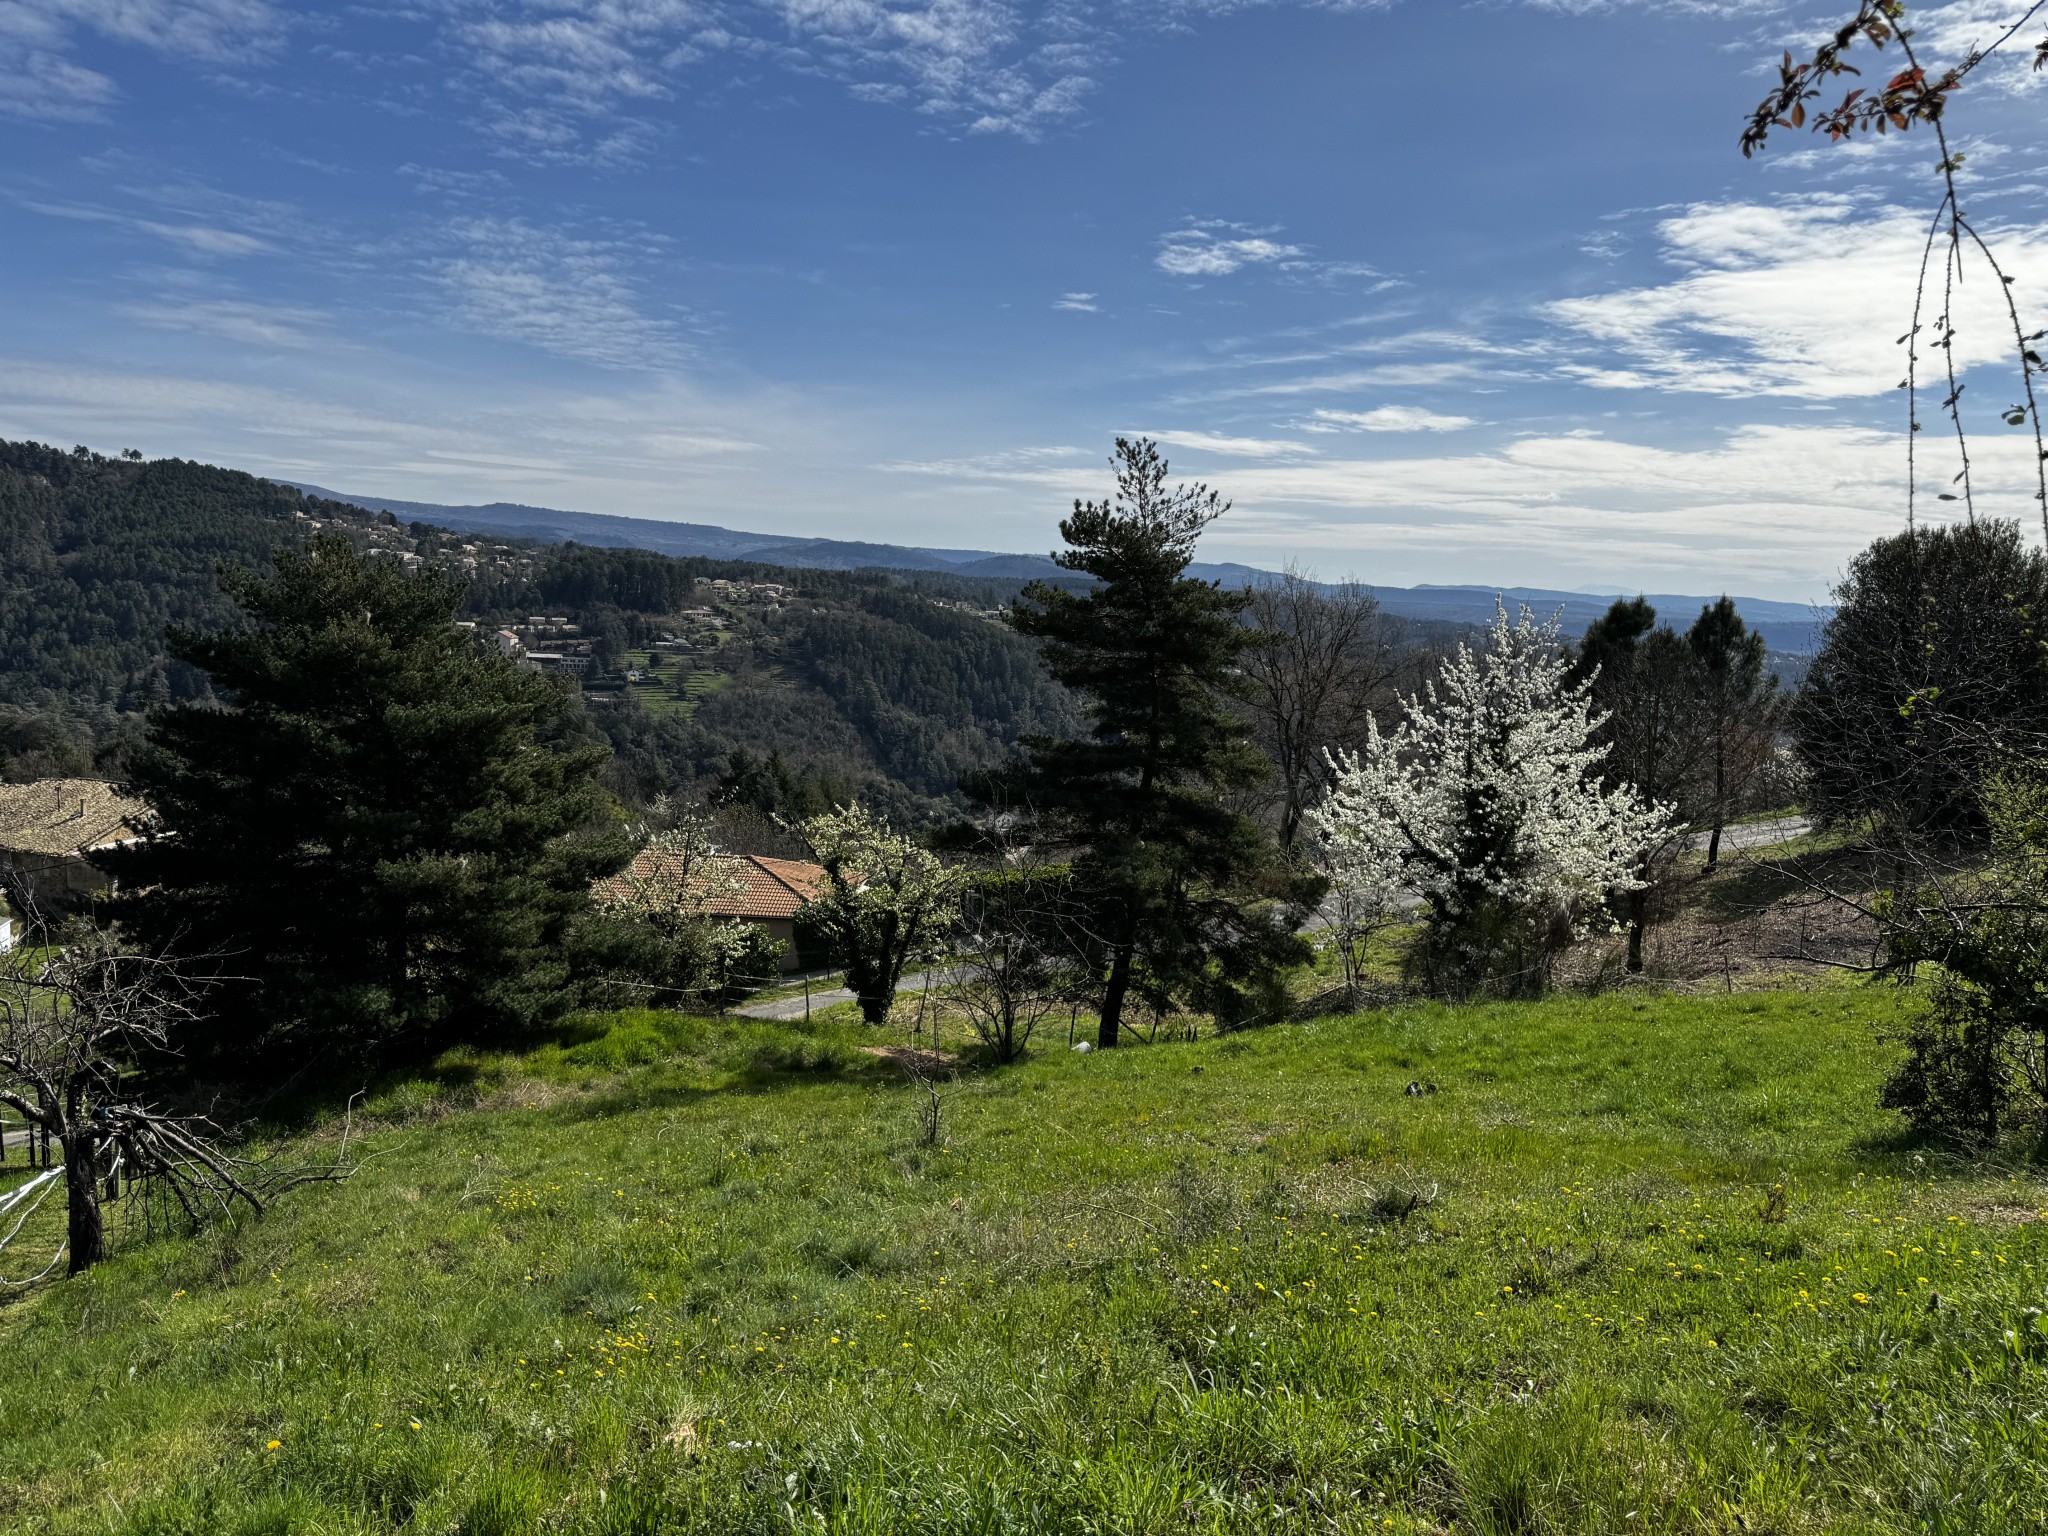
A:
[0,778,146,922]
[596,850,827,972]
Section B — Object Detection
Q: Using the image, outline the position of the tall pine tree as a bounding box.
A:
[981,439,1316,1046]
[1687,597,1777,866]
[107,535,627,1070]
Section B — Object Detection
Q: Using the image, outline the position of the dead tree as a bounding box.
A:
[955,871,1073,1064]
[0,931,351,1278]
[1238,571,1395,849]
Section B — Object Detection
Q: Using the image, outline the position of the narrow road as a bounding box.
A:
[733,966,970,1021]
[1689,815,1811,854]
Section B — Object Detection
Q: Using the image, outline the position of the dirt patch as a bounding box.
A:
[861,1044,961,1076]
[483,1076,576,1113]
[1553,849,1885,993]
[1966,1201,2048,1227]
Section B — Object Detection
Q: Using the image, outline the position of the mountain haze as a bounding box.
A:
[291,484,1826,654]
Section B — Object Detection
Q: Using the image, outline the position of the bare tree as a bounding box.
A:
[953,863,1081,1063]
[1239,570,1395,848]
[0,930,350,1278]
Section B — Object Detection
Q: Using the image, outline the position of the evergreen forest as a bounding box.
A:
[0,438,1092,822]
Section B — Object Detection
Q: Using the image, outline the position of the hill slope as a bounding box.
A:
[0,440,1078,819]
[4,990,2043,1530]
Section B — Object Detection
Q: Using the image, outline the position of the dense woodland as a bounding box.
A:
[0,440,1095,821]
[0,439,1464,825]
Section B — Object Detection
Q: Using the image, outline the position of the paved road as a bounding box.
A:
[1689,815,1811,854]
[0,1126,50,1163]
[733,966,971,1021]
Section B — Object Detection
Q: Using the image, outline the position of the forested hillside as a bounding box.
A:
[0,441,308,716]
[0,439,1080,821]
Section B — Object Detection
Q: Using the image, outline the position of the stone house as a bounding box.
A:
[0,779,147,917]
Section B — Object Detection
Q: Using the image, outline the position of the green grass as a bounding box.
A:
[7,990,2048,1533]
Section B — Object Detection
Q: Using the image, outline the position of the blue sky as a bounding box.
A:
[5,0,2048,598]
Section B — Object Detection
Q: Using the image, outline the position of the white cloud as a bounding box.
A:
[1139,429,1317,458]
[0,352,794,521]
[873,415,2048,596]
[122,298,327,347]
[1157,225,1305,277]
[1194,419,2048,594]
[137,221,272,257]
[439,0,1102,151]
[1308,405,1476,432]
[1209,360,1494,399]
[1054,291,1099,311]
[0,0,281,122]
[435,218,690,370]
[19,196,287,260]
[1544,195,2048,399]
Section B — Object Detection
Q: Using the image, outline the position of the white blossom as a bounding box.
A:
[1307,603,1672,974]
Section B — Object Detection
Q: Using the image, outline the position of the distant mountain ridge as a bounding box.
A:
[288,483,1827,654]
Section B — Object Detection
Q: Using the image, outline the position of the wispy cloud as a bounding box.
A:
[122,298,327,347]
[0,0,281,122]
[20,197,278,258]
[1305,405,1477,432]
[137,221,272,257]
[869,414,2002,595]
[434,0,1103,155]
[436,218,691,370]
[1154,218,1380,284]
[1054,291,1099,311]
[1157,223,1304,277]
[1139,429,1317,458]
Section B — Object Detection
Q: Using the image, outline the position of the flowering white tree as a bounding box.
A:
[1306,604,1671,996]
[595,799,780,998]
[797,803,962,1025]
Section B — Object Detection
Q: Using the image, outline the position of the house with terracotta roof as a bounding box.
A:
[0,778,147,917]
[595,850,828,971]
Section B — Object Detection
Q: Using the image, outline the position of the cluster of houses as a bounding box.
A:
[0,777,824,973]
[467,616,596,675]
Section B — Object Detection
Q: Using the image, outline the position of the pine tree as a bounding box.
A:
[981,438,1315,1045]
[106,535,627,1069]
[1573,598,1702,971]
[1686,597,1777,866]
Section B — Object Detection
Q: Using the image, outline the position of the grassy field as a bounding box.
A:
[6,989,2048,1534]
[600,650,733,719]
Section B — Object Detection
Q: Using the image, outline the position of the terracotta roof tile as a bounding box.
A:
[594,851,827,920]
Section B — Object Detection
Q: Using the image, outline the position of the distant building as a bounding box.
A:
[495,629,523,659]
[595,852,828,972]
[0,779,147,916]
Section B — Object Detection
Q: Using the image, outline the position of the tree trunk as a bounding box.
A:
[1706,737,1727,868]
[62,1129,104,1275]
[1098,943,1133,1049]
[853,955,894,1025]
[1279,793,1303,851]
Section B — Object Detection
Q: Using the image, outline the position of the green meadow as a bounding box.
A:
[7,989,2048,1534]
